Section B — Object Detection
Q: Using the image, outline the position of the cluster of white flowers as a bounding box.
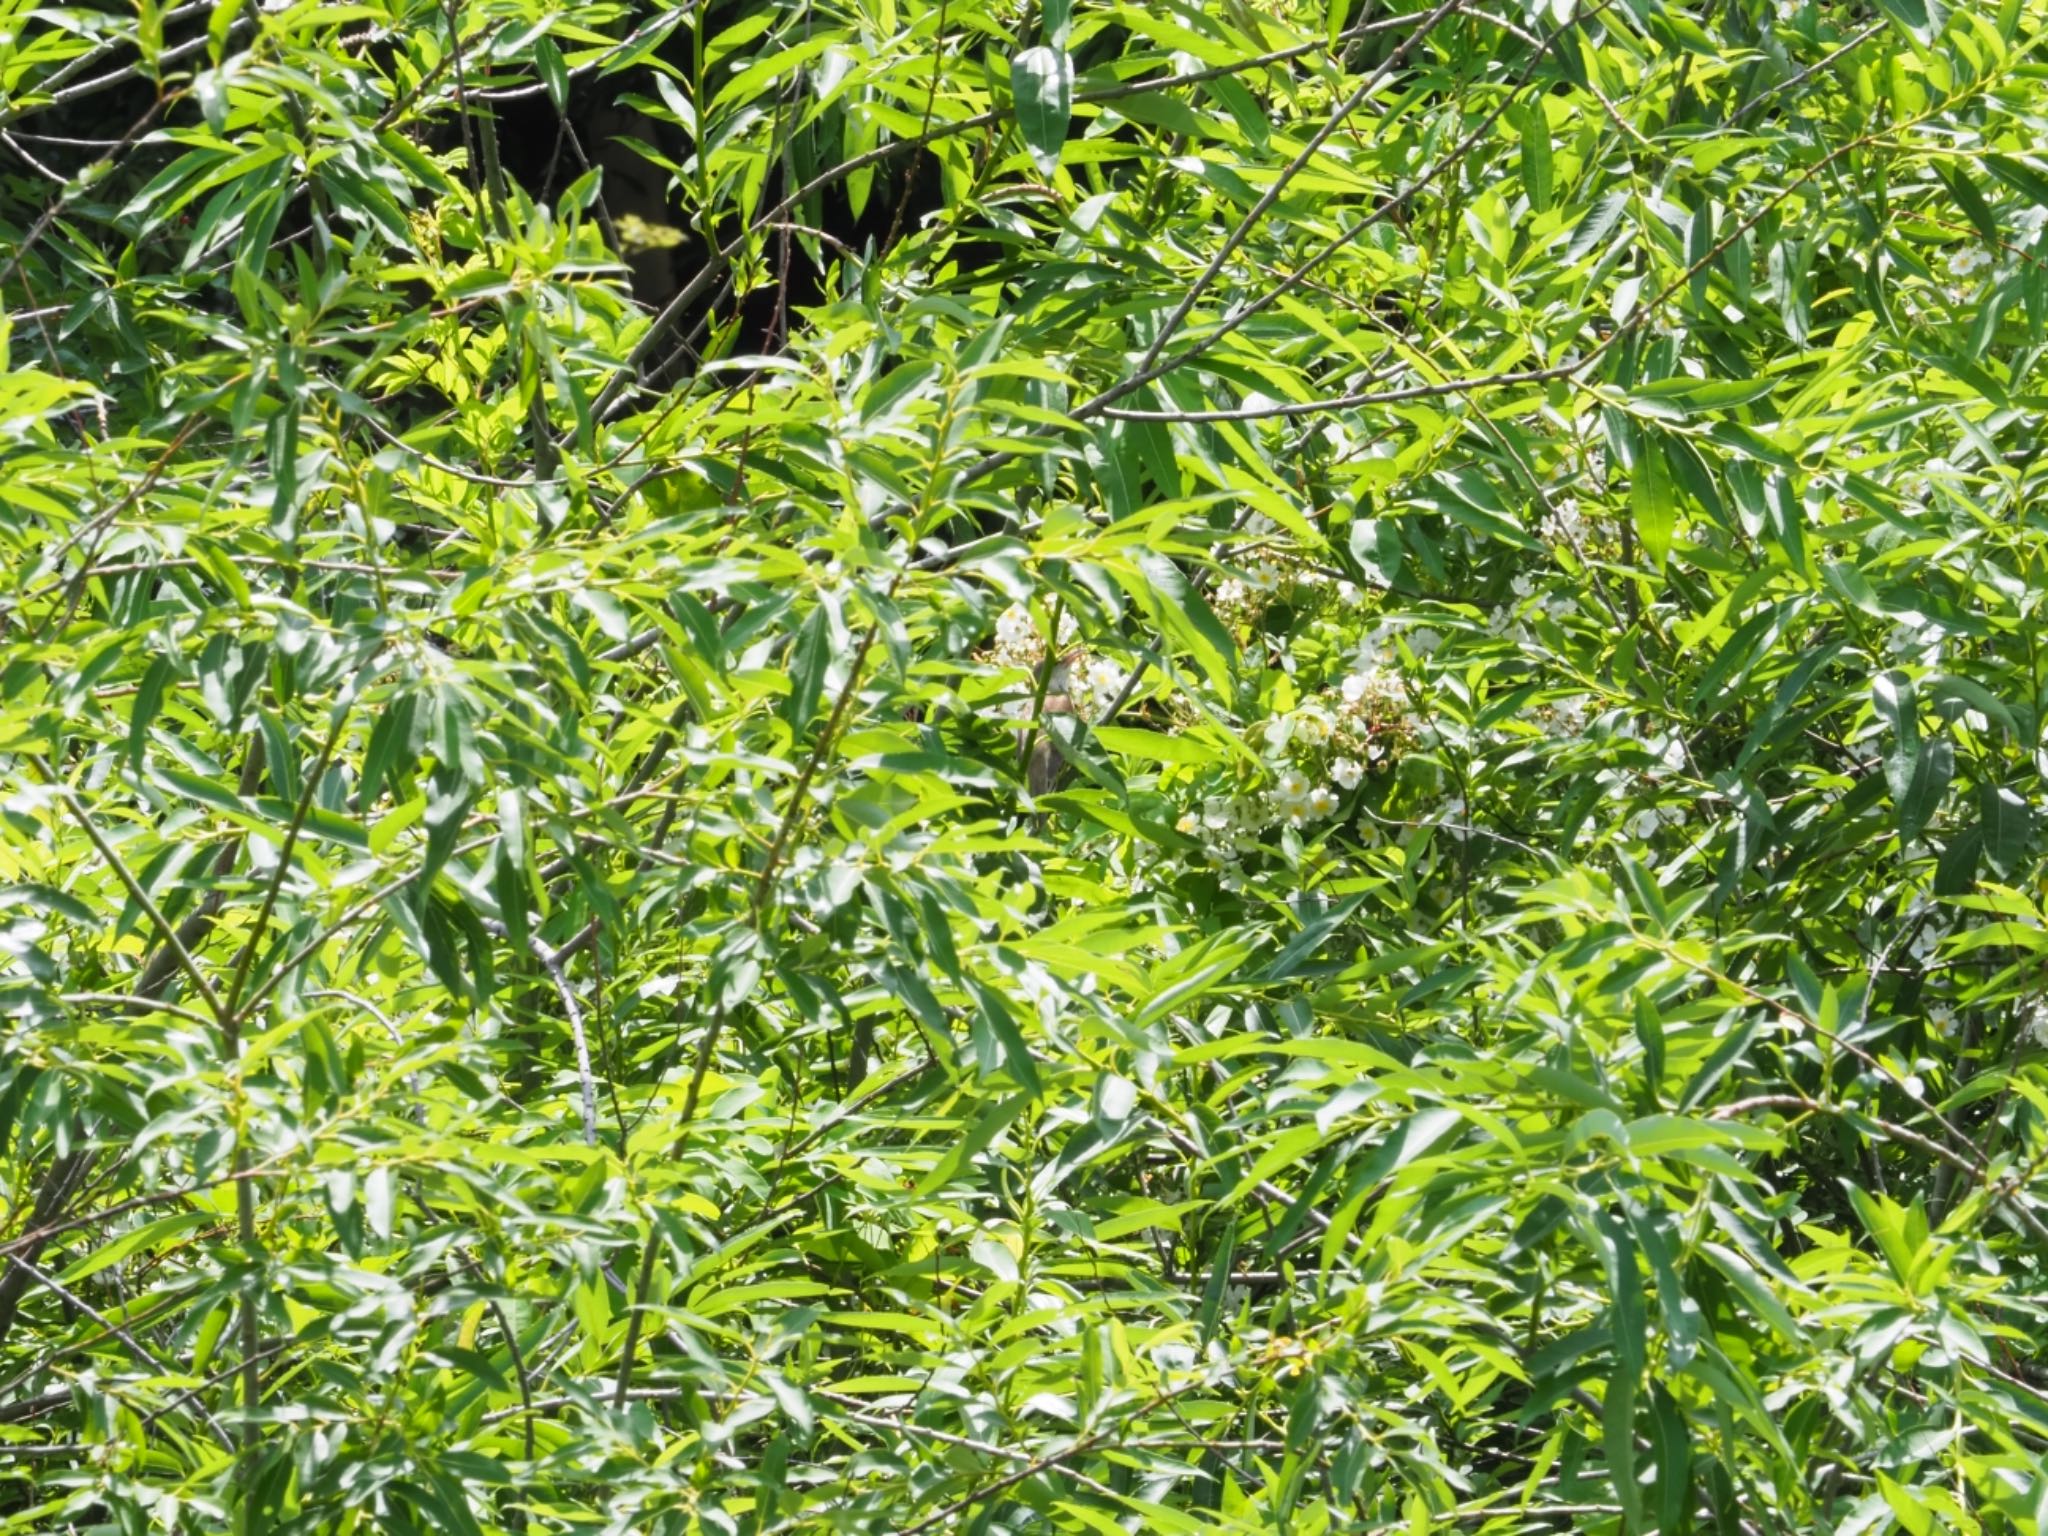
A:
[991,602,1049,670]
[1061,654,1127,722]
[1489,572,1579,647]
[1166,623,1434,876]
[1541,497,1587,545]
[988,601,1129,722]
[1210,542,1346,625]
[1270,769,1343,827]
[1175,794,1280,886]
[1338,663,1398,710]
[1338,672,1411,764]
[1158,592,1462,882]
[1328,624,1434,771]
[1211,557,1292,624]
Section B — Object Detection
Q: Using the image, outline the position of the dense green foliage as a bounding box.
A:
[6,0,2048,1530]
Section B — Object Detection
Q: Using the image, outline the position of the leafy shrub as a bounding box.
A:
[3,0,2048,1532]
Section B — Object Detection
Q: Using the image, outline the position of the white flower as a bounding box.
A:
[1341,664,1402,712]
[1330,756,1364,790]
[1405,627,1443,658]
[1272,771,1312,812]
[1214,577,1249,609]
[1075,657,1126,720]
[1928,1003,1958,1039]
[1176,812,1200,837]
[1541,498,1586,543]
[1307,786,1341,819]
[1773,0,1798,20]
[1245,560,1283,594]
[1946,246,1991,279]
[1886,618,1943,666]
[1335,580,1363,607]
[1291,707,1335,746]
[1627,807,1664,840]
[1439,795,1471,841]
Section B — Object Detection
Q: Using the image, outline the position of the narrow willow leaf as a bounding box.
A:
[1983,783,2032,875]
[1631,434,1675,570]
[1012,46,1074,175]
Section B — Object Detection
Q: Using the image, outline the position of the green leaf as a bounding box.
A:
[1594,1210,1647,1376]
[1983,784,2032,875]
[1090,725,1222,766]
[1936,163,1999,245]
[970,979,1043,1096]
[1985,153,2048,211]
[1012,46,1074,176]
[1895,737,1953,846]
[783,604,830,733]
[1631,434,1675,571]
[1872,669,1919,802]
[1647,1383,1693,1534]
[1605,1367,1643,1531]
[1515,103,1553,212]
[535,35,570,110]
[1628,375,1776,415]
[1261,894,1365,982]
[1128,552,1236,696]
